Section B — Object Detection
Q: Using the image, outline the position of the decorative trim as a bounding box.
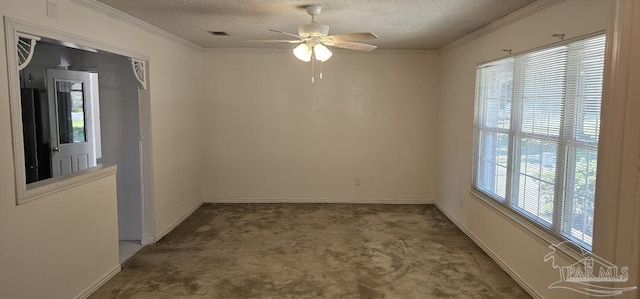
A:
[138,91,156,246]
[68,0,202,51]
[354,49,438,55]
[438,0,565,52]
[22,166,118,204]
[68,0,562,54]
[4,17,150,206]
[203,197,434,204]
[434,202,541,299]
[74,265,121,299]
[154,201,204,242]
[202,47,438,55]
[4,17,149,60]
[16,32,40,71]
[130,58,147,90]
[5,17,29,204]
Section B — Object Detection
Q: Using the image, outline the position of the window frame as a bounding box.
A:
[471,31,606,252]
[4,17,148,204]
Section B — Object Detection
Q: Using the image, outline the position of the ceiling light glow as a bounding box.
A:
[313,44,332,62]
[293,43,312,62]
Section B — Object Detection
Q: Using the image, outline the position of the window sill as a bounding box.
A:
[18,164,118,205]
[468,188,584,263]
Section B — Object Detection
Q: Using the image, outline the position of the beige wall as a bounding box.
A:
[0,173,119,298]
[0,0,203,297]
[201,51,438,202]
[436,0,609,297]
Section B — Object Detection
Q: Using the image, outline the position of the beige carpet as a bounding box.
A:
[91,204,530,298]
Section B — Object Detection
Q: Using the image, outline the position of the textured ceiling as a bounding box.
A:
[95,0,537,50]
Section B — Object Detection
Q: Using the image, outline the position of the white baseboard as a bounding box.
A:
[154,201,203,242]
[75,264,121,299]
[203,197,434,204]
[434,202,541,299]
[141,237,155,245]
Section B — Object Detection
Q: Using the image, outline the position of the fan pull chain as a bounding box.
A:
[320,61,323,79]
[311,57,315,83]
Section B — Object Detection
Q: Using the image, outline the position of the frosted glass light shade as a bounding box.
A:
[293,43,312,62]
[313,44,332,62]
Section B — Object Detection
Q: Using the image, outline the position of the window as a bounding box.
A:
[473,34,606,250]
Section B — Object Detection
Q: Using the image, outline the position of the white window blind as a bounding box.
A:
[473,34,606,249]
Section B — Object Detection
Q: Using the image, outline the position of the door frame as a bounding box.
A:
[4,17,156,243]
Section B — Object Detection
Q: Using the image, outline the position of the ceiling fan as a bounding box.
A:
[248,5,378,62]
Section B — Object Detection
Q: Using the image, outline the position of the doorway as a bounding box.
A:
[96,52,145,256]
[10,23,155,263]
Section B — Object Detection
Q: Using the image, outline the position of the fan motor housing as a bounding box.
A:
[298,23,329,37]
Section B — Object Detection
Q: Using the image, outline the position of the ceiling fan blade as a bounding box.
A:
[325,32,378,42]
[327,41,377,51]
[268,29,301,39]
[242,40,302,43]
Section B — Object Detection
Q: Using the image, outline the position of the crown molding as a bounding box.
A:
[340,49,439,55]
[438,0,565,53]
[203,47,438,55]
[68,0,563,55]
[68,0,203,51]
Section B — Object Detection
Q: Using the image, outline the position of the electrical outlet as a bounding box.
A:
[354,178,361,187]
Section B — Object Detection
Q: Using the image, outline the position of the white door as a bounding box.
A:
[47,69,96,177]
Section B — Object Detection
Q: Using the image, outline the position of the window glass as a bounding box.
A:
[473,34,606,249]
[56,81,86,144]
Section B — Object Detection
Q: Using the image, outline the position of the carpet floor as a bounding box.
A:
[91,204,530,298]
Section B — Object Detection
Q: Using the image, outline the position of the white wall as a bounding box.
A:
[436,0,609,297]
[0,0,203,297]
[201,50,438,203]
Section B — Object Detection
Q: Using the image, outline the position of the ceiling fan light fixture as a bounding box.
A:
[298,23,330,37]
[293,43,312,62]
[313,44,332,62]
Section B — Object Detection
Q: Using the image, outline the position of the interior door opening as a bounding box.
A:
[16,35,152,261]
